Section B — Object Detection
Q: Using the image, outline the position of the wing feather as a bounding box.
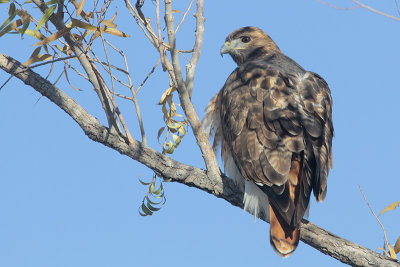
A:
[218,57,333,227]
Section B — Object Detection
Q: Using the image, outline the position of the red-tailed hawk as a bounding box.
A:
[204,27,333,257]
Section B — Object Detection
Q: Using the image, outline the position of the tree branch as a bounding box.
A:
[1,53,399,267]
[350,0,400,21]
[185,0,204,98]
[319,0,400,21]
[164,0,221,184]
[32,0,123,134]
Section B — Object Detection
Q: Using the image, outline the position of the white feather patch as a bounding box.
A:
[243,180,270,222]
[223,149,269,222]
[222,151,245,191]
[304,202,310,219]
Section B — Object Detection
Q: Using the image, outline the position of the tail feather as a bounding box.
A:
[269,159,301,257]
[269,204,300,257]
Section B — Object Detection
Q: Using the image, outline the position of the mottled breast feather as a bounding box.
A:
[219,53,333,227]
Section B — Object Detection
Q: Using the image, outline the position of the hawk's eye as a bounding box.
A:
[241,36,251,43]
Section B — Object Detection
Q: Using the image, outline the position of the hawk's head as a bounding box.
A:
[220,26,280,65]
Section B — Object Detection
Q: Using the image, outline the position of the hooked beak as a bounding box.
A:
[220,41,231,57]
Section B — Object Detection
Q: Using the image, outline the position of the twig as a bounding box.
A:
[350,0,400,21]
[359,184,390,253]
[32,0,122,134]
[63,60,89,80]
[45,54,55,79]
[124,0,175,76]
[179,49,194,53]
[113,92,134,101]
[0,56,76,91]
[175,0,195,34]
[122,52,147,145]
[100,32,116,101]
[136,57,161,94]
[30,56,76,69]
[103,86,135,144]
[135,0,147,25]
[318,0,361,10]
[52,69,64,86]
[395,0,400,17]
[0,75,13,91]
[319,0,400,21]
[92,58,129,75]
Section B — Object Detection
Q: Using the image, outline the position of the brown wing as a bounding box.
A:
[220,60,333,228]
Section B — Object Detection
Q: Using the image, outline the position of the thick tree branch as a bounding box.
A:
[164,0,221,184]
[1,53,399,267]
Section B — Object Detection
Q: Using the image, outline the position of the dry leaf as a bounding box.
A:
[103,27,129,37]
[33,27,70,46]
[102,20,116,28]
[394,235,400,254]
[71,18,97,31]
[388,244,398,260]
[76,0,85,17]
[379,200,400,216]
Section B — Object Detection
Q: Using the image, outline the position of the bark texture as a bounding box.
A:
[1,53,399,267]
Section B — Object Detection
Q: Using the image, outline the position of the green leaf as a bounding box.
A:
[16,28,45,40]
[138,178,151,186]
[154,183,163,195]
[0,19,20,38]
[167,120,182,129]
[138,210,147,216]
[146,196,162,205]
[0,0,10,3]
[141,202,153,216]
[8,2,15,16]
[161,196,166,205]
[71,18,97,31]
[154,191,165,199]
[35,4,56,32]
[20,17,30,37]
[150,182,155,193]
[147,202,161,212]
[0,3,16,32]
[55,44,66,52]
[165,141,175,154]
[157,127,165,143]
[45,0,58,5]
[379,200,400,216]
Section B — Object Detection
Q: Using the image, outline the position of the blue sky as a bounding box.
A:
[1,0,400,266]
